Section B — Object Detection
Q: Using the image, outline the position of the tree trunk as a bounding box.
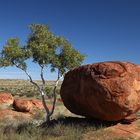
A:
[49,77,61,116]
[46,114,51,122]
[16,67,52,123]
[40,90,51,123]
[49,85,57,116]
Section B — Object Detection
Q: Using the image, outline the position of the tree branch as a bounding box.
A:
[39,64,45,88]
[24,70,40,89]
[14,63,40,90]
[14,63,51,121]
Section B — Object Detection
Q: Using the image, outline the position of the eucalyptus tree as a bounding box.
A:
[0,24,85,122]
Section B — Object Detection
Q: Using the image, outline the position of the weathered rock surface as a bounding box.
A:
[60,61,140,121]
[0,92,14,108]
[83,120,140,140]
[107,121,140,138]
[13,98,45,112]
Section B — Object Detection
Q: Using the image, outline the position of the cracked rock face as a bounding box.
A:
[60,61,140,121]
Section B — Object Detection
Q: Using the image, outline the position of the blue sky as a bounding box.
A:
[0,0,140,80]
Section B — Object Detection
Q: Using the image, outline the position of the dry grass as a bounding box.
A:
[0,117,97,140]
[0,116,135,140]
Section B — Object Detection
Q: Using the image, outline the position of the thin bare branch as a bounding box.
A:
[24,70,40,89]
[39,64,45,88]
[14,63,40,90]
[15,63,51,121]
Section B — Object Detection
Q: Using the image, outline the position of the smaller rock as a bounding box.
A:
[13,99,32,112]
[13,98,51,113]
[30,99,44,110]
[0,92,14,108]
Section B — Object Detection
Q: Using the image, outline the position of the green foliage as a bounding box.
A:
[51,39,86,75]
[27,24,58,65]
[0,38,30,70]
[0,24,85,76]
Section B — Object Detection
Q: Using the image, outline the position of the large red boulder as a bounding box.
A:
[60,61,140,121]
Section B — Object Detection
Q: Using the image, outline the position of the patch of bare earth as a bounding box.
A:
[0,109,31,120]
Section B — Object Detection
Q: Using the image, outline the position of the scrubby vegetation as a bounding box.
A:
[0,79,62,97]
[0,119,91,140]
[0,116,132,140]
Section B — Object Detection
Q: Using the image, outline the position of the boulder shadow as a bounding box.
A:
[41,116,120,129]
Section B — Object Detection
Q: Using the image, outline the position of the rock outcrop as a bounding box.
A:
[0,92,14,108]
[106,120,140,138]
[60,61,140,121]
